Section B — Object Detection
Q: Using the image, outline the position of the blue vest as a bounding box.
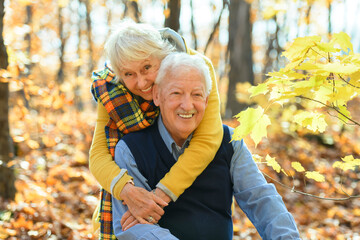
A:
[123,123,234,240]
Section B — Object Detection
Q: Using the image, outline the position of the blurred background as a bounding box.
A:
[0,0,359,239]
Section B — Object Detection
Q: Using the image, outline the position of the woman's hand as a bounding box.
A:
[120,183,168,224]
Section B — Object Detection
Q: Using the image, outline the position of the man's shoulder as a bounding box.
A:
[120,123,158,144]
[222,124,234,139]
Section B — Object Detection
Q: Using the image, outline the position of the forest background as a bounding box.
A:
[0,0,359,239]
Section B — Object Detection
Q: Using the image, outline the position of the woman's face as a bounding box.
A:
[118,56,162,101]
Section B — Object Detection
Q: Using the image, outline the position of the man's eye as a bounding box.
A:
[144,65,151,70]
[124,73,132,77]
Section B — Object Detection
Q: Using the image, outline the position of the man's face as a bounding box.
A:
[153,68,208,146]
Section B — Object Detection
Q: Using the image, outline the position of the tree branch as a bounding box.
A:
[262,172,360,201]
[298,96,360,126]
[338,74,360,89]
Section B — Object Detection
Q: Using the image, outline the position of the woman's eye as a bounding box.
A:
[124,72,132,77]
[144,65,151,70]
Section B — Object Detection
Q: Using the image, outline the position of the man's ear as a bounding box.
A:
[153,85,160,107]
[205,96,209,108]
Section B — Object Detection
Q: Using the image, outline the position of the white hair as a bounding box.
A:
[105,19,175,81]
[155,53,212,96]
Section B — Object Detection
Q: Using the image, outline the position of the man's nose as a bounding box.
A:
[181,95,193,110]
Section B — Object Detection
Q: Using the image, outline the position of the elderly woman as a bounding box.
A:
[90,20,223,239]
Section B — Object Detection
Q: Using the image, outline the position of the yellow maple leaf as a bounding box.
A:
[337,105,351,124]
[333,155,360,171]
[330,32,353,53]
[315,42,340,53]
[291,162,305,172]
[282,36,321,61]
[294,111,327,133]
[233,106,271,147]
[318,62,360,75]
[266,155,281,173]
[248,83,269,98]
[305,171,325,182]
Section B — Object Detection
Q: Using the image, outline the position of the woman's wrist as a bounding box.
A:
[119,179,135,200]
[153,188,172,204]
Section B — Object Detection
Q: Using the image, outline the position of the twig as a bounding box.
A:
[262,172,360,201]
[338,74,360,89]
[298,96,360,126]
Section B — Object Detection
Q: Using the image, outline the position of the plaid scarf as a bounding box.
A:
[91,64,159,239]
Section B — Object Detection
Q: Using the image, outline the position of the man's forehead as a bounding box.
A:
[161,69,205,88]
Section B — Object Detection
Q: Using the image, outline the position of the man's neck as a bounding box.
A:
[158,115,192,150]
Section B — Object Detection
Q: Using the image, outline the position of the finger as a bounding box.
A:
[152,195,168,208]
[122,215,136,231]
[123,219,140,231]
[136,216,150,225]
[151,212,162,222]
[120,211,132,226]
[150,202,165,216]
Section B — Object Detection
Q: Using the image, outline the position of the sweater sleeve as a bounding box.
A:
[89,101,133,200]
[158,49,223,199]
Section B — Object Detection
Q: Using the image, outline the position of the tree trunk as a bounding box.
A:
[84,0,94,73]
[164,0,180,32]
[24,4,32,75]
[0,0,15,200]
[225,0,254,118]
[57,5,65,84]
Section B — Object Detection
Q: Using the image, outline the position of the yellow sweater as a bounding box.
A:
[89,49,223,201]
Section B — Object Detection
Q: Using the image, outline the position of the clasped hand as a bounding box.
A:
[119,185,171,231]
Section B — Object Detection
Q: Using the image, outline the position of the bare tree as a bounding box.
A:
[0,0,15,200]
[225,0,254,118]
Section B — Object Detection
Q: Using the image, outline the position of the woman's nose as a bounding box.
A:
[137,74,147,88]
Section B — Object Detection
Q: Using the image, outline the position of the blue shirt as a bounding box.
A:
[112,116,301,240]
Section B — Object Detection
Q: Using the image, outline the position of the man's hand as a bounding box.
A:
[120,210,140,231]
[120,183,168,224]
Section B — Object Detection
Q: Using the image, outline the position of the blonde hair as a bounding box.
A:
[105,20,175,81]
[155,53,212,96]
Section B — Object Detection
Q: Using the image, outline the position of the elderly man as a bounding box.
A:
[112,53,301,240]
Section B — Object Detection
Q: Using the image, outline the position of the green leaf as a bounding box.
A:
[305,171,325,182]
[232,106,271,147]
[266,155,281,173]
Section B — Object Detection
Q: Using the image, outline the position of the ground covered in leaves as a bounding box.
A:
[0,85,359,239]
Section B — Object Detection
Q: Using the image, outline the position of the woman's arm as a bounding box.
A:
[157,49,223,200]
[89,102,133,199]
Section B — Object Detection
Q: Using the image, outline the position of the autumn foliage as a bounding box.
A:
[1,0,360,239]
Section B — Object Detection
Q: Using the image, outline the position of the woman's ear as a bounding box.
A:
[152,85,160,107]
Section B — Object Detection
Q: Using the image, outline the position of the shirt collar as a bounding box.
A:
[157,115,193,156]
